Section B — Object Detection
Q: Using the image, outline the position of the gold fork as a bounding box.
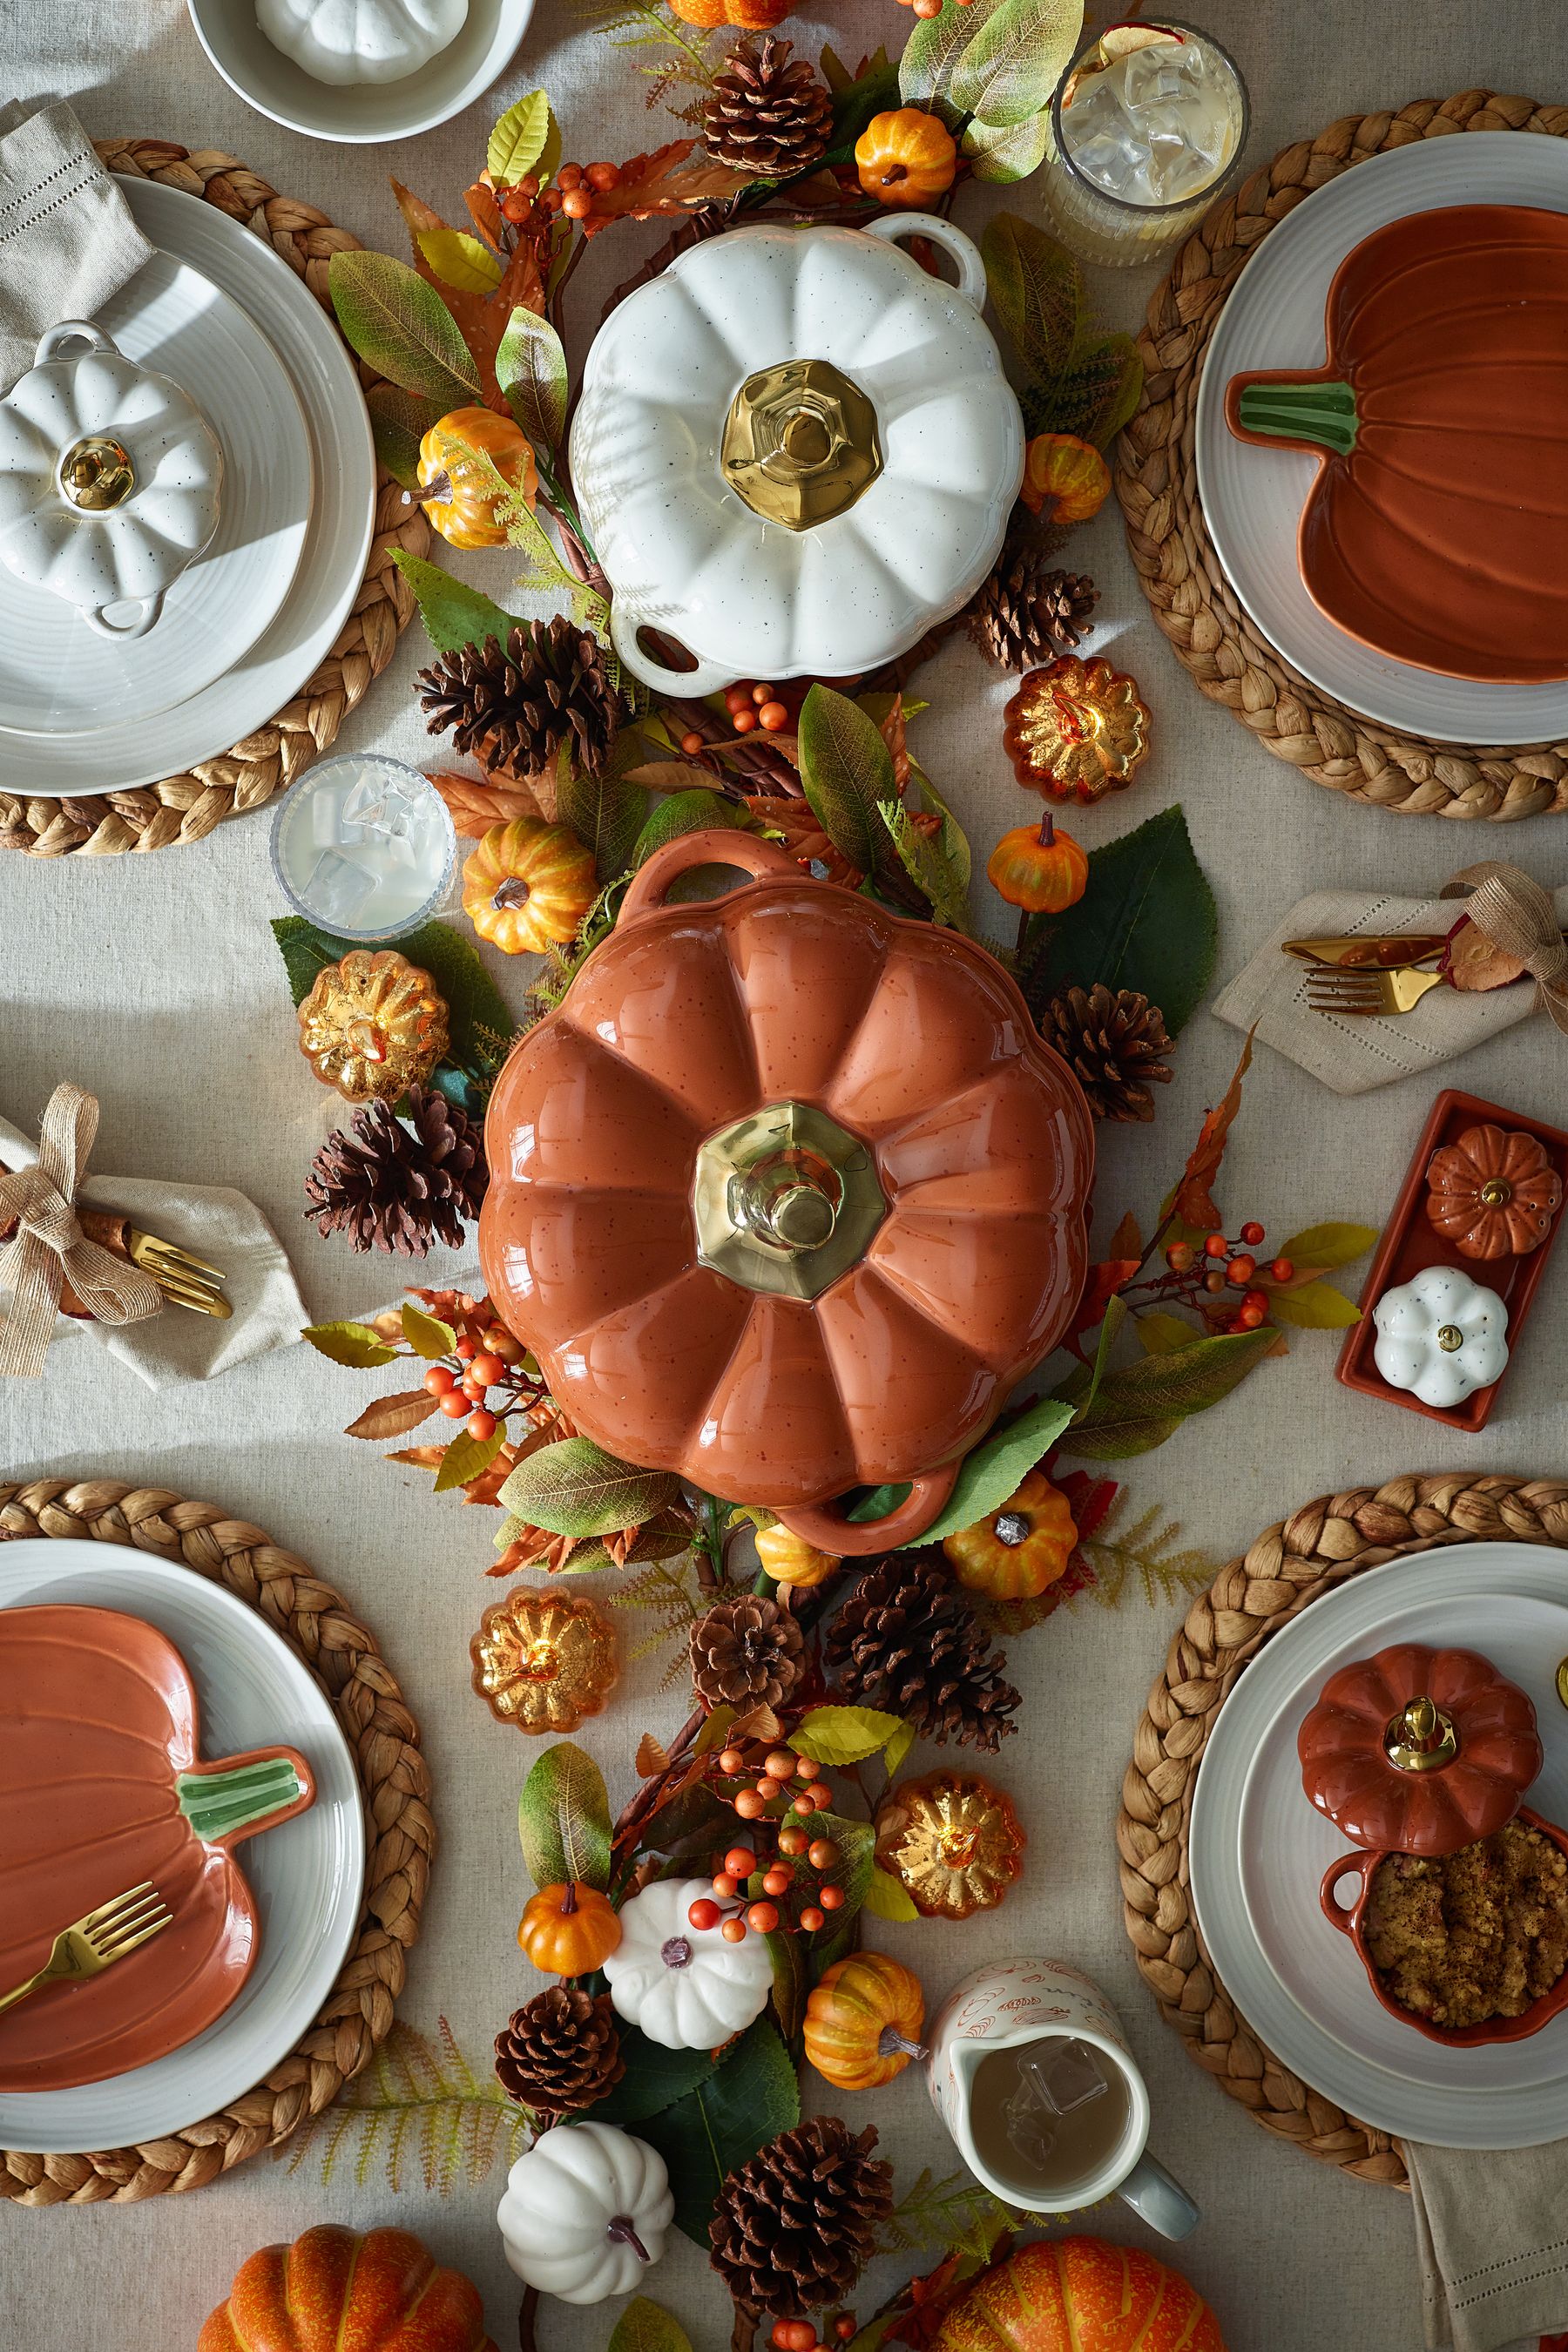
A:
[0,1882,172,2017]
[78,1211,231,1319]
[1303,964,1449,1018]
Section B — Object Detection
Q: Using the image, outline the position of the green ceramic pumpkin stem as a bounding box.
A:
[176,1756,303,1842]
[1236,378,1359,456]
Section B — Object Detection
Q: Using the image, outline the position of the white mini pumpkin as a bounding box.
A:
[603,1876,773,2050]
[256,0,469,84]
[1372,1265,1510,1408]
[497,2120,674,2304]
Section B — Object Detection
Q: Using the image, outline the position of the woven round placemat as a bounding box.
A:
[0,1477,433,2203]
[1119,1472,1568,2191]
[1116,91,1568,820]
[0,139,430,862]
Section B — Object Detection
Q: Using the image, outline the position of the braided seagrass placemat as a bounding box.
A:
[1119,1472,1568,2192]
[0,1478,433,2203]
[0,139,429,862]
[1116,91,1568,821]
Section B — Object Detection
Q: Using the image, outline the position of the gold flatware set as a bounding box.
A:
[0,1160,230,1318]
[1283,935,1448,1018]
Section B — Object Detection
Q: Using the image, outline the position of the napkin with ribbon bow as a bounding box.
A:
[0,1084,306,1388]
[0,99,155,389]
[1213,862,1568,1094]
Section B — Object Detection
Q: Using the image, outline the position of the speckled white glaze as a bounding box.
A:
[1372,1265,1511,1407]
[0,321,223,638]
[570,216,1024,694]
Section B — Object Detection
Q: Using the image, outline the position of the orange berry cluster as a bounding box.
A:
[1162,1221,1294,1335]
[895,0,976,16]
[687,1743,844,1940]
[773,2321,856,2352]
[422,1321,529,1443]
[725,680,792,735]
[497,159,620,227]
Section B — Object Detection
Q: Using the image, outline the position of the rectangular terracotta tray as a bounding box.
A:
[1335,1087,1568,1431]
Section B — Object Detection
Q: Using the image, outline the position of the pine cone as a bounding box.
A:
[710,2118,893,2317]
[690,1596,804,1712]
[304,1085,488,1255]
[703,38,833,178]
[970,551,1098,671]
[495,1987,625,2113]
[824,1554,1019,1752]
[418,618,622,778]
[1039,983,1174,1123]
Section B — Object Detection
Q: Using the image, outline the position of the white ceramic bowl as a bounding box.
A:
[186,0,533,144]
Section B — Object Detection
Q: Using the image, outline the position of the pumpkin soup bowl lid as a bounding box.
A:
[1297,1639,1542,1855]
[1320,1808,1568,2050]
[479,831,1094,1554]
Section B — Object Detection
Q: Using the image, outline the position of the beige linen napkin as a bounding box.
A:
[0,99,155,389]
[1212,884,1568,1095]
[0,1112,306,1389]
[1406,2137,1568,2350]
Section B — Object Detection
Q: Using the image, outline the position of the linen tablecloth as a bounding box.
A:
[3,4,1568,2347]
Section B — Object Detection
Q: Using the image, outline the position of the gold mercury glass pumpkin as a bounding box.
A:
[470,1590,618,1734]
[1004,655,1152,803]
[296,949,449,1104]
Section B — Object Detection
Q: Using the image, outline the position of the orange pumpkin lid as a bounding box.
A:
[1297,1640,1542,1854]
[479,833,1093,1548]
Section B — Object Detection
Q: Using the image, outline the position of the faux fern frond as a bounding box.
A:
[1075,1494,1220,1610]
[881,2168,1017,2261]
[612,1557,707,1685]
[280,2018,533,2196]
[569,0,720,89]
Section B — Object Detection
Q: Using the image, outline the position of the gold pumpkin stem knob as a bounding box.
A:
[1480,1177,1513,1206]
[1383,1693,1459,1772]
[60,435,136,510]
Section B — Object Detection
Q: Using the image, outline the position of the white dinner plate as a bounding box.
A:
[1190,1542,1568,2149]
[0,251,311,738]
[17,177,375,797]
[1194,138,1568,745]
[0,1540,365,2153]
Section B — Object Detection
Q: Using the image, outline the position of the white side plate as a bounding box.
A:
[0,1540,365,2153]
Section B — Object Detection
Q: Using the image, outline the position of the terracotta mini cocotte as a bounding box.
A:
[479,832,1094,1554]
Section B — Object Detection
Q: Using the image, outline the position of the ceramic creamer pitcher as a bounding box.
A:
[926,1957,1200,2240]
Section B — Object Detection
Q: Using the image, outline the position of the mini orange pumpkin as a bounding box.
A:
[985,814,1089,916]
[855,109,958,209]
[943,1469,1078,1600]
[199,2225,497,2352]
[517,1881,623,1976]
[935,2238,1226,2352]
[1018,433,1112,527]
[418,407,537,550]
[803,1951,928,2089]
[463,817,597,955]
[670,0,793,23]
[755,1524,841,1588]
[1426,1123,1562,1260]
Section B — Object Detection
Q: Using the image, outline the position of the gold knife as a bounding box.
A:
[1282,935,1449,969]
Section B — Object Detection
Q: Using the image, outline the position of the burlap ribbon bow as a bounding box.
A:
[0,1083,162,1378]
[1443,860,1568,1037]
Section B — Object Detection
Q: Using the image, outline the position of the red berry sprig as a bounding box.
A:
[686,1744,844,1942]
[421,1322,542,1444]
[772,2318,857,2351]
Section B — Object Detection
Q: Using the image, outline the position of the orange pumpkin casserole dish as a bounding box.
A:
[1363,1821,1568,2031]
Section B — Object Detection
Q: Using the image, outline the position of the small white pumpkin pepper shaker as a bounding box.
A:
[497,2120,674,2303]
[604,1876,773,2050]
[1372,1265,1509,1409]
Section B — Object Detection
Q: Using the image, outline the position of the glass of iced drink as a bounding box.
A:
[270,754,457,942]
[1041,21,1249,268]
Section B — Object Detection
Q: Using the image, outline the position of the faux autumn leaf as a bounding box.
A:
[345,1389,441,1440]
[636,1733,672,1778]
[497,1436,679,1539]
[581,144,755,235]
[1072,1258,1139,1336]
[1172,1030,1254,1230]
[391,179,543,406]
[878,693,910,794]
[742,794,858,885]
[429,767,547,836]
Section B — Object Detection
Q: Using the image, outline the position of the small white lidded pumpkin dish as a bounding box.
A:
[256,0,469,84]
[570,216,1024,695]
[0,321,222,640]
[603,1876,773,2050]
[497,2120,674,2303]
[1372,1266,1509,1409]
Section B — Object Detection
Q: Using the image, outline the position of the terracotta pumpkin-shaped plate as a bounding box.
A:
[480,831,1093,1554]
[0,1604,314,2091]
[1226,205,1568,682]
[1297,1639,1541,1855]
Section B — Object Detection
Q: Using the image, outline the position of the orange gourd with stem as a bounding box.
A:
[417,407,537,551]
[1019,434,1112,527]
[943,1469,1078,1602]
[986,812,1089,953]
[803,1952,928,2089]
[517,1881,623,1975]
[200,2227,496,2352]
[936,2238,1225,2352]
[855,109,958,209]
[463,818,596,956]
[669,0,794,22]
[755,1524,841,1588]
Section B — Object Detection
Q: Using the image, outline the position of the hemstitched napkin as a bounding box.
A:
[0,1112,306,1389]
[0,99,155,389]
[1406,2137,1568,2351]
[1212,885,1568,1095]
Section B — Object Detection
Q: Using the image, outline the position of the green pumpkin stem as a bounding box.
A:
[1235,378,1358,457]
[176,1755,304,1843]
